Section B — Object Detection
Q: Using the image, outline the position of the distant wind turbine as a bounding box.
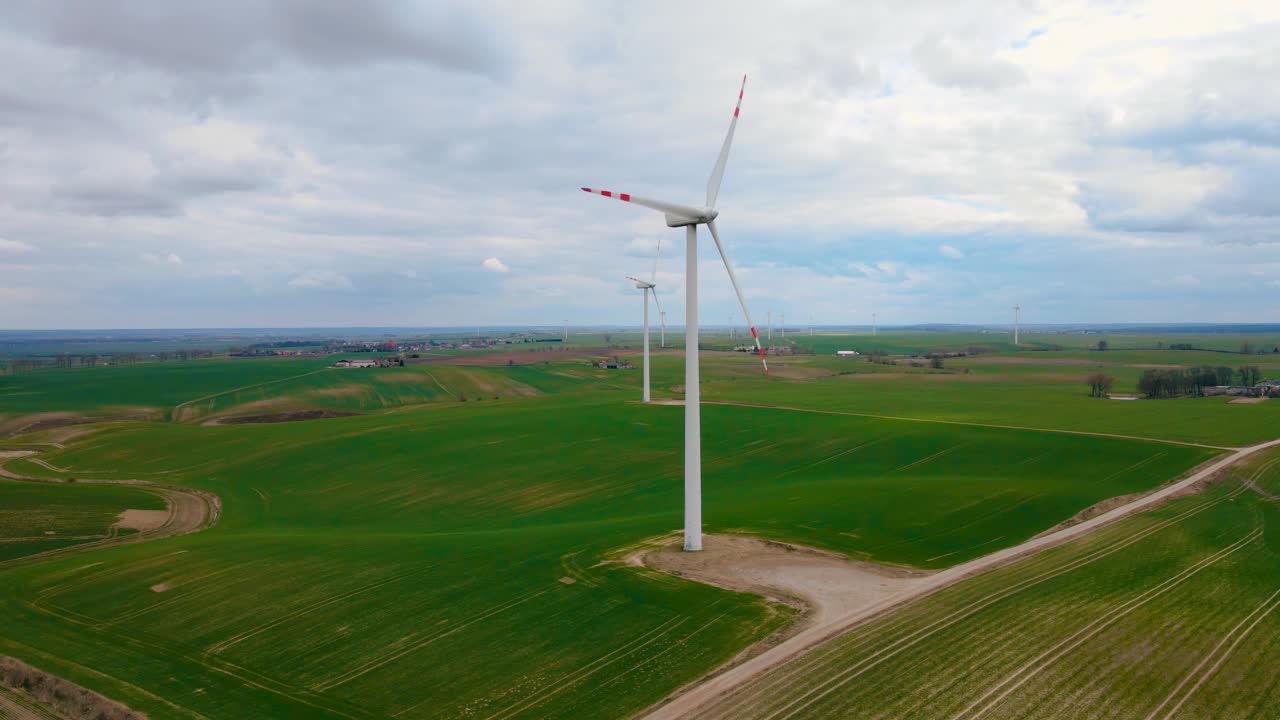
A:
[627,275,656,403]
[626,239,666,403]
[582,75,765,552]
[1013,305,1021,345]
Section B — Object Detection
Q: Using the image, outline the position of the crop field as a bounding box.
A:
[3,334,1279,719]
[696,447,1280,719]
[643,347,1280,447]
[0,373,1218,719]
[0,480,163,562]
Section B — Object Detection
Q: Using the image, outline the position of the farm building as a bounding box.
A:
[333,359,378,368]
[1204,385,1270,398]
[836,350,860,357]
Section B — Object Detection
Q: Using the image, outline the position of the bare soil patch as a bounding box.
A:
[1230,397,1268,404]
[640,535,929,631]
[215,409,359,425]
[647,399,685,406]
[114,509,171,532]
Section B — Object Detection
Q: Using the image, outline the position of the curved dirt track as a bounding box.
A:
[0,450,220,568]
[639,437,1280,720]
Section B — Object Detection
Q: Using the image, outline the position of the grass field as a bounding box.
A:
[0,480,163,562]
[3,333,1279,718]
[697,448,1280,720]
[0,385,1218,719]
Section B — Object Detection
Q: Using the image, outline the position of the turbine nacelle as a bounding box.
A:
[665,208,718,228]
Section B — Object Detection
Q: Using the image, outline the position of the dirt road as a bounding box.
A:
[0,450,220,568]
[639,437,1280,719]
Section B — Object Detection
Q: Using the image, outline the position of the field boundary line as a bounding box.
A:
[703,400,1239,450]
[169,367,332,421]
[639,437,1280,720]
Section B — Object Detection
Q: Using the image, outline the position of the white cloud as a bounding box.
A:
[482,257,510,273]
[0,238,35,254]
[288,271,354,290]
[141,252,183,265]
[1171,274,1201,287]
[2,1,1280,327]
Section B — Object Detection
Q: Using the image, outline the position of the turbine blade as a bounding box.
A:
[706,75,746,208]
[580,188,703,219]
[651,236,662,284]
[651,286,665,322]
[707,218,767,374]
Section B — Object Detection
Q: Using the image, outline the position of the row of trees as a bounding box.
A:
[1089,365,1264,398]
[1136,365,1264,399]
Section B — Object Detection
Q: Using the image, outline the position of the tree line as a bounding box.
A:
[1136,365,1263,399]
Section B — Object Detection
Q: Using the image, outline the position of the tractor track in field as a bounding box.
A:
[639,437,1280,720]
[701,400,1240,450]
[0,450,220,569]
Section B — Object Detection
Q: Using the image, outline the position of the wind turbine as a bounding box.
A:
[582,74,765,552]
[660,310,667,348]
[626,275,656,403]
[626,239,666,403]
[1013,305,1021,345]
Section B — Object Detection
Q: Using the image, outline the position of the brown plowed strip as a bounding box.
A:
[639,437,1280,720]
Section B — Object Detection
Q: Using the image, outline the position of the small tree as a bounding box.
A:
[1095,340,1109,351]
[1239,365,1262,386]
[929,357,944,369]
[1086,372,1114,398]
[1240,341,1255,355]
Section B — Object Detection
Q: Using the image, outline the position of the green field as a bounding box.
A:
[0,480,163,562]
[2,333,1279,718]
[0,389,1216,718]
[699,447,1280,719]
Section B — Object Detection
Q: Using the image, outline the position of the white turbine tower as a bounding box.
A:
[583,75,766,552]
[626,238,665,403]
[627,275,656,403]
[1013,305,1021,345]
[660,310,667,348]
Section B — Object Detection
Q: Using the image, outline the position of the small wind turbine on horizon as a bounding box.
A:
[1013,305,1021,345]
[583,74,766,552]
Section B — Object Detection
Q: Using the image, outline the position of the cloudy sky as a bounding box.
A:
[2,0,1279,329]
